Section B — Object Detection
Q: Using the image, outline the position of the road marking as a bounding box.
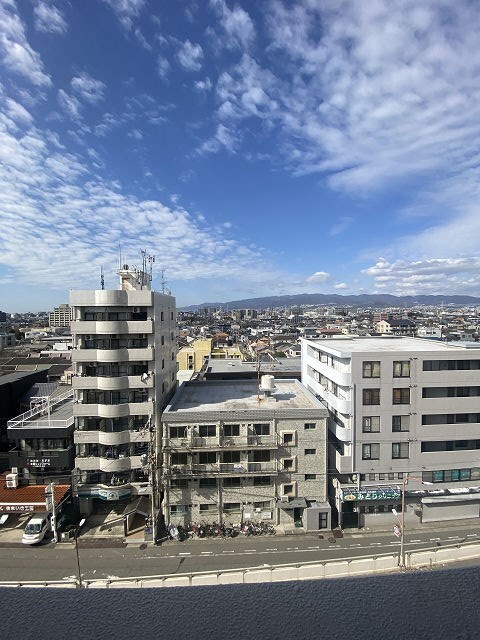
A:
[349,544,361,547]
[201,551,213,555]
[244,549,256,552]
[370,542,382,546]
[308,546,319,549]
[178,552,191,556]
[448,536,461,540]
[266,548,277,551]
[286,547,299,550]
[411,539,421,542]
[430,538,441,541]
[467,534,477,538]
[222,550,235,554]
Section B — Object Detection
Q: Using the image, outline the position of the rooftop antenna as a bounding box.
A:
[140,250,155,289]
[100,267,105,290]
[118,244,122,270]
[160,268,170,295]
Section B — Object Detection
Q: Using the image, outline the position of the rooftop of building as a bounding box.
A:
[302,336,480,355]
[206,357,301,374]
[165,378,325,414]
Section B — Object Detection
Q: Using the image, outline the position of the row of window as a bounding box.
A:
[421,440,480,453]
[363,361,410,378]
[363,388,411,405]
[422,387,480,398]
[362,415,410,432]
[171,476,274,488]
[362,443,409,460]
[171,502,266,514]
[422,468,480,483]
[358,504,402,514]
[169,423,317,439]
[170,448,318,465]
[359,472,406,481]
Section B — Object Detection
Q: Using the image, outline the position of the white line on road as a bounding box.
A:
[467,534,477,538]
[222,550,235,554]
[286,547,299,550]
[411,539,421,542]
[430,538,441,541]
[201,551,213,555]
[448,536,461,540]
[308,546,319,549]
[266,548,277,551]
[178,552,191,556]
[244,549,256,552]
[349,544,361,547]
[370,542,382,546]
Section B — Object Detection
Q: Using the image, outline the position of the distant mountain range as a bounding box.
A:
[179,293,480,311]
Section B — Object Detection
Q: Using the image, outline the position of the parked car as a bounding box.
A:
[22,513,51,545]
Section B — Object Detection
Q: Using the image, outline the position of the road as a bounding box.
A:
[1,523,480,582]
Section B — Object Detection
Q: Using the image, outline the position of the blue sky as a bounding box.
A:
[1,0,480,312]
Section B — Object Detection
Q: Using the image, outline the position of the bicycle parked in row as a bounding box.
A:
[167,520,276,540]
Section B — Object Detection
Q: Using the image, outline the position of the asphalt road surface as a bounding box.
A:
[1,523,480,582]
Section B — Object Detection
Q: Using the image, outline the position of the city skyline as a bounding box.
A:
[1,1,480,312]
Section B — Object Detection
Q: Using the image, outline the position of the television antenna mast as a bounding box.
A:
[100,267,105,290]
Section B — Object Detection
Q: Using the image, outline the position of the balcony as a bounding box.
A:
[75,454,144,472]
[72,347,154,363]
[74,430,150,445]
[167,461,278,476]
[70,289,153,307]
[71,319,153,335]
[72,374,154,390]
[73,401,154,418]
[162,435,279,451]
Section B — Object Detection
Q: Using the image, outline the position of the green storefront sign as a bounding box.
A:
[342,487,401,502]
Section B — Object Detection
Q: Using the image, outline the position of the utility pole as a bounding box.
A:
[45,481,58,543]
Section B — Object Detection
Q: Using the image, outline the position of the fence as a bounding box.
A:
[1,540,480,589]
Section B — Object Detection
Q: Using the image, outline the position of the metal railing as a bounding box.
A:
[7,388,74,428]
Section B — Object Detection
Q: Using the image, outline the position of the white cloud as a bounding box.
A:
[334,282,348,289]
[329,216,354,237]
[57,89,81,121]
[306,271,331,284]
[198,123,239,155]
[362,257,480,296]
[5,97,33,126]
[177,40,203,72]
[194,77,212,92]
[210,0,255,49]
[33,2,67,34]
[71,72,106,104]
[0,1,51,87]
[100,0,146,30]
[157,56,171,80]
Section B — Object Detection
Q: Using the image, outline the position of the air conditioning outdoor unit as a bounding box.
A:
[6,473,19,489]
[281,495,290,502]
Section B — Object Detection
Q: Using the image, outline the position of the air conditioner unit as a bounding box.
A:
[255,507,262,512]
[6,473,19,489]
[281,495,290,502]
[11,467,18,474]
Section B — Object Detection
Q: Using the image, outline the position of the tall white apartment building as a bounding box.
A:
[301,337,480,529]
[70,265,176,516]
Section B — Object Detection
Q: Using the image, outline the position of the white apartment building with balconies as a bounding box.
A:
[301,336,480,529]
[70,265,176,514]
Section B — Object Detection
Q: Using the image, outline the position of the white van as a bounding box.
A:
[22,513,51,545]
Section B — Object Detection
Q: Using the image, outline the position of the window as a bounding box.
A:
[388,473,395,480]
[363,389,380,405]
[222,451,240,463]
[199,478,217,488]
[252,450,270,462]
[397,472,404,479]
[305,474,317,480]
[392,442,409,459]
[223,477,241,487]
[282,458,295,471]
[170,426,186,439]
[379,473,385,480]
[160,311,164,321]
[224,424,240,437]
[368,473,376,481]
[282,484,294,495]
[253,476,271,486]
[170,479,188,488]
[423,360,480,371]
[171,452,188,465]
[362,416,380,433]
[161,335,165,345]
[199,504,216,512]
[253,423,270,436]
[223,503,241,512]
[199,452,216,464]
[199,425,216,437]
[282,432,295,445]
[304,448,316,455]
[392,415,410,432]
[170,505,188,514]
[393,388,410,404]
[304,423,316,430]
[393,361,410,377]
[362,443,380,460]
[363,361,381,377]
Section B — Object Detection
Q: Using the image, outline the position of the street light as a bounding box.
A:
[74,518,86,588]
[394,475,433,568]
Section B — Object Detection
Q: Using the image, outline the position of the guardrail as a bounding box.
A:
[1,539,480,589]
